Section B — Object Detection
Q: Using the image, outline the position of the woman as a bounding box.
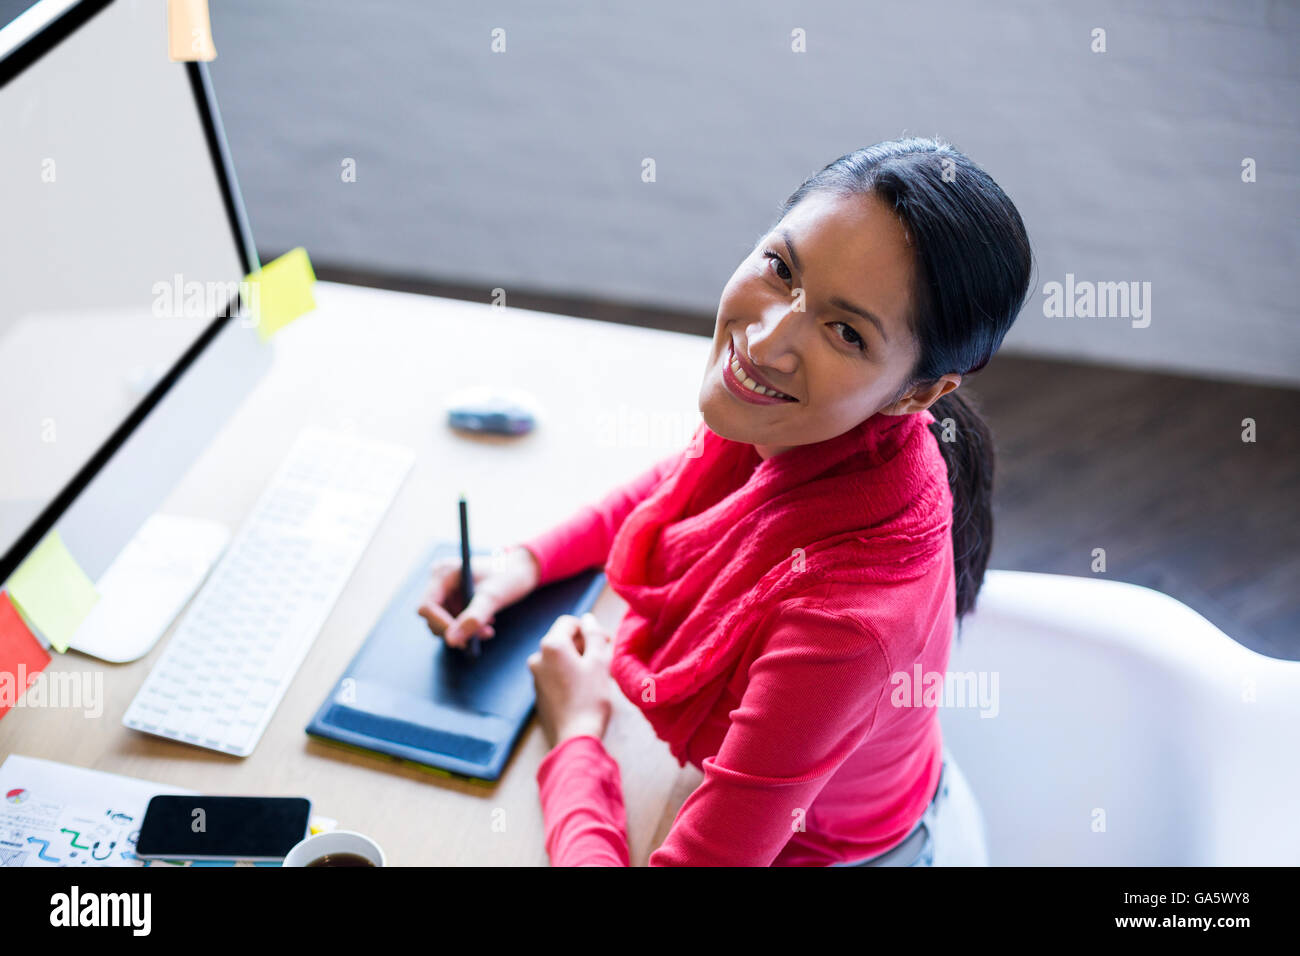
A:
[419,137,1034,866]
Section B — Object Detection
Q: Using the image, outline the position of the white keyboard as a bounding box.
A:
[123,427,415,756]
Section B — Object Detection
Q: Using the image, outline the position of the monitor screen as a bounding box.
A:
[0,0,252,563]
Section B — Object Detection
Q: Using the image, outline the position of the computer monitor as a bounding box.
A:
[0,0,270,606]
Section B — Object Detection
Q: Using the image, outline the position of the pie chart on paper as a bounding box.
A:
[5,788,28,805]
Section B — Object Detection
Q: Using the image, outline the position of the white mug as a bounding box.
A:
[282,830,386,867]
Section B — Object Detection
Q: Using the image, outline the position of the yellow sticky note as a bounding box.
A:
[5,530,100,654]
[168,0,217,62]
[245,247,317,343]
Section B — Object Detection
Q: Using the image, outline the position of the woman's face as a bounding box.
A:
[699,190,959,459]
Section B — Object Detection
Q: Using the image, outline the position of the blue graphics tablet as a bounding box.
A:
[306,541,606,782]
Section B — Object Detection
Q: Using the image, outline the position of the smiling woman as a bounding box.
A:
[700,141,1035,621]
[701,188,934,459]
[505,136,1035,867]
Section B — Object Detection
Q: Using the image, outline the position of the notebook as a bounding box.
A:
[306,541,606,782]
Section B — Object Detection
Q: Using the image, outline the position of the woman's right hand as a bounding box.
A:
[417,546,541,649]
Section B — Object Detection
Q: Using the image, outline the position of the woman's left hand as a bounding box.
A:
[527,613,615,751]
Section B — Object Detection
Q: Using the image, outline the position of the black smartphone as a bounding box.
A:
[136,795,312,862]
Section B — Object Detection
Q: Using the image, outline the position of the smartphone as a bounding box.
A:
[136,795,312,862]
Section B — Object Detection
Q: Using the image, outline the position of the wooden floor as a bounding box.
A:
[964,356,1299,661]
[322,266,1300,661]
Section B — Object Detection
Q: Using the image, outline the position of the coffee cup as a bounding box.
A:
[282,830,385,867]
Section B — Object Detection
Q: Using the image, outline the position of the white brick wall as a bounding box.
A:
[200,0,1298,386]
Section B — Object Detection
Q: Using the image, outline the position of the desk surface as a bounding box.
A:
[0,281,709,865]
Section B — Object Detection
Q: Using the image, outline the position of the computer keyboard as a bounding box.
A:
[122,427,415,756]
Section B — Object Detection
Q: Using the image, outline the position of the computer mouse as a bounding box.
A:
[444,386,540,436]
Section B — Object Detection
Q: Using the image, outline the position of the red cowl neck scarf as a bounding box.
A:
[605,408,952,766]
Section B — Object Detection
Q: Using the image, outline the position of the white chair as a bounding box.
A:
[939,570,1300,866]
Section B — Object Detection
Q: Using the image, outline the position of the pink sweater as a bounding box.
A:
[516,410,955,866]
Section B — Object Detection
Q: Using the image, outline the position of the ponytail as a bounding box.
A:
[926,389,994,641]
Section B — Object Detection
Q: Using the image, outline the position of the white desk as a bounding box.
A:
[0,280,710,865]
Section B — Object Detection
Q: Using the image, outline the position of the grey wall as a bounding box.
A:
[201,0,1298,387]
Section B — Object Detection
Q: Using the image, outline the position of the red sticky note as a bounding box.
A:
[0,590,51,721]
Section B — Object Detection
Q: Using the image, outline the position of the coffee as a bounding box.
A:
[283,830,385,867]
[305,852,375,867]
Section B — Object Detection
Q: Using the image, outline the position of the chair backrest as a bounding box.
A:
[938,570,1300,865]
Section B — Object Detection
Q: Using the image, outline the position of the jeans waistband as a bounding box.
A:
[837,757,948,867]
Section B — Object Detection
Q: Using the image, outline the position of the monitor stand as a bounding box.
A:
[68,512,229,663]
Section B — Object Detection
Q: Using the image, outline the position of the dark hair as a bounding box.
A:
[774,137,1034,636]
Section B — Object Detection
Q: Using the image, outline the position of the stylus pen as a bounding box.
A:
[458,493,481,658]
